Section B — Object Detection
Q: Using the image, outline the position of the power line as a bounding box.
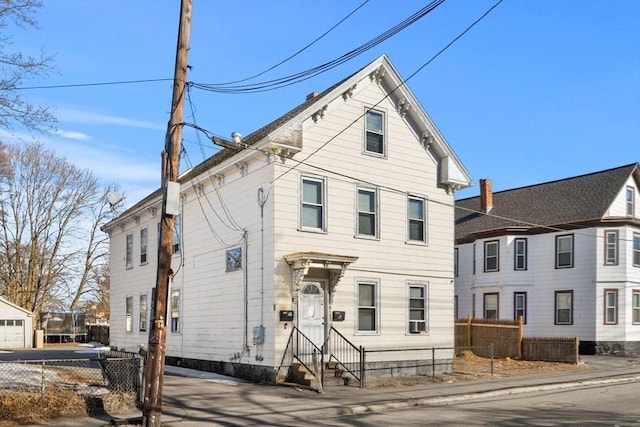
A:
[7,78,174,91]
[189,0,446,94]
[214,0,370,86]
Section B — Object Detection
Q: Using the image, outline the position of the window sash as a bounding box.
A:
[484,241,499,272]
[139,294,147,331]
[483,293,498,319]
[555,291,573,325]
[514,238,527,270]
[408,284,427,333]
[301,178,324,230]
[556,235,573,268]
[357,188,377,236]
[633,234,640,267]
[140,228,148,264]
[365,111,384,154]
[604,231,617,265]
[358,283,377,332]
[604,290,618,324]
[172,215,181,254]
[125,296,133,332]
[514,292,526,323]
[125,234,133,268]
[626,187,634,217]
[633,291,640,324]
[407,197,426,242]
[171,289,180,333]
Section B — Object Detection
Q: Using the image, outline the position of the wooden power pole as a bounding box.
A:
[142,0,192,425]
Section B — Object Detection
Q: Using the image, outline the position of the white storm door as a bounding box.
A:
[299,282,324,352]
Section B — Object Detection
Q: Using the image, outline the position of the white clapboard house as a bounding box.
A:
[103,55,472,384]
[454,164,640,356]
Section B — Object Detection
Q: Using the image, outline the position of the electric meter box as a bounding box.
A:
[252,325,265,344]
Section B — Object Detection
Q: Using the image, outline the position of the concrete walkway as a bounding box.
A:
[46,355,640,426]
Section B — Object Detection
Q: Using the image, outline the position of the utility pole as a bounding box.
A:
[142,1,192,426]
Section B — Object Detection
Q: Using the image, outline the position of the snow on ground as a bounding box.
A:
[164,365,248,385]
[74,342,111,354]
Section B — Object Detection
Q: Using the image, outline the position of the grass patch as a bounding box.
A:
[0,388,138,426]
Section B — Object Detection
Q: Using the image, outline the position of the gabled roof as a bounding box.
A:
[455,163,640,242]
[105,55,471,230]
[0,296,35,316]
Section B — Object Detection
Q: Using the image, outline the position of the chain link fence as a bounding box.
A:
[0,353,143,400]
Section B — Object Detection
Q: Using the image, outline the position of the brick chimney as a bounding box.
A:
[480,178,493,213]
[306,91,319,101]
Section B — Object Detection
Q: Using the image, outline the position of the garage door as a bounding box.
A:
[0,319,24,348]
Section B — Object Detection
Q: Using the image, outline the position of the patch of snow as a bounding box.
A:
[164,365,247,385]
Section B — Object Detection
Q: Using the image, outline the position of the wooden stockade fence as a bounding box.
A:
[455,315,579,364]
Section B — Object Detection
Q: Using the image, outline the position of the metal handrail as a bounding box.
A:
[323,327,363,387]
[275,326,324,391]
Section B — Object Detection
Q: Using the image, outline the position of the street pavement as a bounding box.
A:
[40,354,639,426]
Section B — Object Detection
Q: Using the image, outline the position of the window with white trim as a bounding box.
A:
[633,290,640,324]
[125,296,133,332]
[633,233,640,267]
[556,234,574,268]
[408,283,427,333]
[139,294,148,332]
[125,233,133,269]
[514,238,527,270]
[514,292,527,324]
[484,293,498,319]
[604,230,618,265]
[604,289,618,325]
[357,281,378,332]
[301,176,325,231]
[484,241,499,272]
[172,215,181,254]
[170,289,180,333]
[140,228,148,264]
[555,290,573,325]
[357,187,377,237]
[454,248,459,277]
[407,196,426,243]
[626,186,635,217]
[364,110,384,155]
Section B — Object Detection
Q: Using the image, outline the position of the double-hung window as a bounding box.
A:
[633,233,640,267]
[556,234,574,268]
[407,196,426,243]
[125,234,133,269]
[454,248,459,277]
[172,215,182,254]
[139,294,148,332]
[408,283,427,333]
[170,289,180,333]
[365,110,384,155]
[484,293,498,319]
[626,186,635,217]
[140,228,148,264]
[555,290,573,325]
[301,176,325,231]
[604,289,618,325]
[125,296,133,332]
[633,291,640,324]
[357,187,377,237]
[514,292,527,323]
[514,238,527,270]
[484,241,499,272]
[604,230,618,265]
[357,281,378,333]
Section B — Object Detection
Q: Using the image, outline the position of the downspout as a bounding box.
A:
[256,188,268,361]
[243,229,249,356]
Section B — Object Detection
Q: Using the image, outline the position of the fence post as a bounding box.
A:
[431,347,435,381]
[360,346,365,389]
[41,360,45,395]
[490,343,494,376]
[518,315,523,359]
[466,314,472,348]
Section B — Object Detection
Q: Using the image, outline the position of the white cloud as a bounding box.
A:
[50,129,92,141]
[57,107,165,131]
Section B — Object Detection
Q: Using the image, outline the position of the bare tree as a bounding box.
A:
[0,142,103,314]
[0,0,55,132]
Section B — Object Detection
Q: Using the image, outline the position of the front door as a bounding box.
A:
[299,282,324,352]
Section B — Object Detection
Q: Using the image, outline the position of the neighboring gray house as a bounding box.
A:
[103,55,472,384]
[454,163,640,356]
[0,296,34,349]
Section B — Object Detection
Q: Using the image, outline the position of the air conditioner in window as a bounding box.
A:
[409,321,421,333]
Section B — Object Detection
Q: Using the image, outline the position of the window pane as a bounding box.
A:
[358,213,375,235]
[359,284,374,306]
[557,309,570,323]
[366,133,383,153]
[410,287,424,299]
[303,206,323,229]
[366,111,383,133]
[558,252,571,266]
[359,308,375,331]
[409,310,424,321]
[303,180,322,204]
[408,199,424,220]
[409,220,424,241]
[358,190,375,212]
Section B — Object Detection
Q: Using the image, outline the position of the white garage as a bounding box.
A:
[0,296,34,349]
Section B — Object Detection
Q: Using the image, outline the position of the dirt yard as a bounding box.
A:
[365,351,591,388]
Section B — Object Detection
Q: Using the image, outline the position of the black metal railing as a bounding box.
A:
[275,327,324,391]
[323,327,364,388]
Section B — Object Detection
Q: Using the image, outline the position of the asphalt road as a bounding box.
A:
[0,345,103,361]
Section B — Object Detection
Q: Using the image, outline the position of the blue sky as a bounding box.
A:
[8,0,640,204]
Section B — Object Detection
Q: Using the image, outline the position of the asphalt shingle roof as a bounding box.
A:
[455,163,639,242]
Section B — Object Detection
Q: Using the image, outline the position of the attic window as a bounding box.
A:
[365,110,385,155]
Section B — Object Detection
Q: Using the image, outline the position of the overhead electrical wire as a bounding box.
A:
[189,0,446,94]
[214,0,370,86]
